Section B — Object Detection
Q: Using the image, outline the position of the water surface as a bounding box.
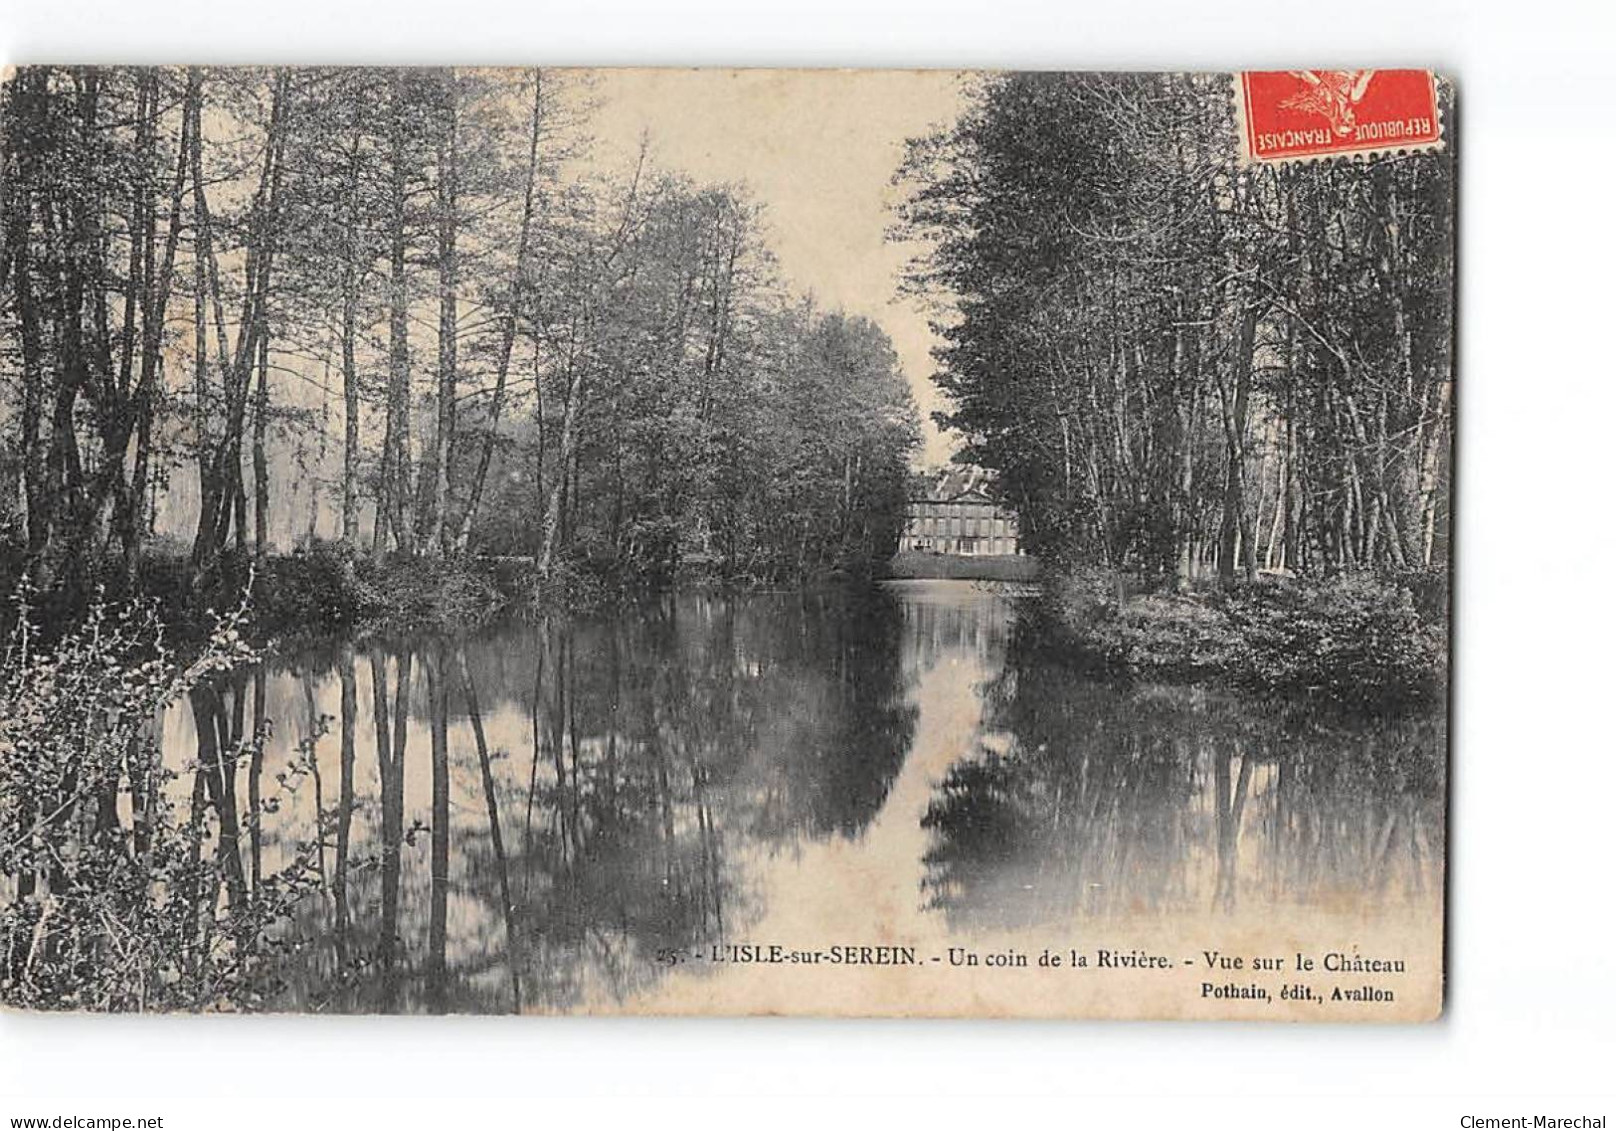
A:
[162,579,1445,1014]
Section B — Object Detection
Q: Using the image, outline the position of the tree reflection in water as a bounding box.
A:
[181,587,914,1013]
[156,582,1442,1013]
[920,641,1446,930]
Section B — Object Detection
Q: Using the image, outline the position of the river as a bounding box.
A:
[160,579,1446,1017]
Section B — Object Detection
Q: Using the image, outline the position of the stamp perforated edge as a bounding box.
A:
[1232,70,1451,168]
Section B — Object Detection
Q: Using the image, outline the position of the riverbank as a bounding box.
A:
[252,548,911,644]
[884,550,1039,582]
[0,544,595,650]
[1,541,914,652]
[1021,567,1448,712]
[249,546,572,640]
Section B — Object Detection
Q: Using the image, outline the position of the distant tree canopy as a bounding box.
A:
[896,73,1454,586]
[0,66,919,599]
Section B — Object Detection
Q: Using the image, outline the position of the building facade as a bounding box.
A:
[900,467,1022,557]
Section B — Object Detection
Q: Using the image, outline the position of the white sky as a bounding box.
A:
[582,68,968,467]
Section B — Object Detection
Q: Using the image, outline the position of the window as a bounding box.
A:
[951,517,961,535]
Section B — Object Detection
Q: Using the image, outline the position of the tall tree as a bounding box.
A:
[895,72,1454,583]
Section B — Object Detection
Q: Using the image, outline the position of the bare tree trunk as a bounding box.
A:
[188,72,218,576]
[457,70,545,553]
[340,130,363,550]
[107,70,154,575]
[1216,299,1260,585]
[384,71,415,556]
[190,68,286,580]
[426,72,459,558]
[538,356,584,577]
[252,326,270,561]
[1418,376,1451,567]
[11,106,47,561]
[1173,321,1200,588]
[122,70,194,576]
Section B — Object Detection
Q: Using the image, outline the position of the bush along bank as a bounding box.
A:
[1025,568,1448,713]
[251,544,897,642]
[0,596,328,1010]
[246,545,624,643]
[3,538,918,653]
[0,543,617,651]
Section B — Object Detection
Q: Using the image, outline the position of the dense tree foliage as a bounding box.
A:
[896,73,1454,586]
[469,173,918,584]
[0,66,918,604]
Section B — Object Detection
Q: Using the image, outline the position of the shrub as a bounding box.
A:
[374,555,504,628]
[254,541,386,635]
[1084,594,1242,680]
[253,545,512,639]
[1,591,328,1011]
[1225,574,1447,709]
[1035,567,1232,678]
[514,559,610,616]
[1032,568,1446,710]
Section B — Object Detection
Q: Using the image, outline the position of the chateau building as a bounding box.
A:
[900,467,1022,557]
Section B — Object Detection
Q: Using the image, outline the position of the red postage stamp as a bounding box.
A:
[1235,70,1443,164]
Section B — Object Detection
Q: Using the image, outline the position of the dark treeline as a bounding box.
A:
[896,73,1454,587]
[0,66,918,610]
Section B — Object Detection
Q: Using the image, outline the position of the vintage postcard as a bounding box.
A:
[0,67,1453,1019]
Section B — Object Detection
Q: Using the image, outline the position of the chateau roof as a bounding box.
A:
[915,465,998,503]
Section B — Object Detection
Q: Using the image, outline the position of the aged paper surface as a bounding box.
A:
[0,67,1451,1019]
